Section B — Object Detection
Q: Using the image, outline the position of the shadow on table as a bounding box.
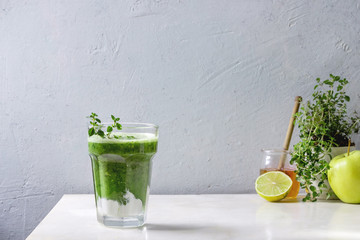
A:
[144,223,208,231]
[143,223,262,239]
[279,195,342,204]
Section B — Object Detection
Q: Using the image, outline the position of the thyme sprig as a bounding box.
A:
[87,113,123,138]
[109,115,122,138]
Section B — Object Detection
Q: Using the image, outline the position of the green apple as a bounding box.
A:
[328,150,360,203]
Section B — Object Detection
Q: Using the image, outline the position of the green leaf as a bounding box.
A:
[88,127,95,136]
[107,126,113,132]
[326,192,331,200]
[95,118,101,123]
[111,115,115,120]
[345,95,350,102]
[324,80,332,85]
[116,118,120,121]
[116,123,122,130]
[98,130,105,138]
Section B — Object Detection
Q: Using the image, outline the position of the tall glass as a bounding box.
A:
[88,123,159,227]
[260,149,300,199]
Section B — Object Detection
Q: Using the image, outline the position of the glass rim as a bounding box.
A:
[88,122,159,130]
[261,148,291,154]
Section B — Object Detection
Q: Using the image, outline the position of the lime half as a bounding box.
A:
[255,171,293,202]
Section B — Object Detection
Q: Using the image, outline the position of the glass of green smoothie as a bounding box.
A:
[88,120,158,228]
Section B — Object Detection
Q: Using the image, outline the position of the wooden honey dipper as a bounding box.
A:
[277,96,302,170]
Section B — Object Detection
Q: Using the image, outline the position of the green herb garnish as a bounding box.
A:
[88,112,105,137]
[108,115,122,138]
[87,113,123,138]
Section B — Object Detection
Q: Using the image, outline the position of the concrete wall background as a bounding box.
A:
[1,0,360,239]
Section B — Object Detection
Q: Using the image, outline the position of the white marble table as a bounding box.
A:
[27,194,360,240]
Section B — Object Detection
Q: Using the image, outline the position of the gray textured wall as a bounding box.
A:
[1,0,360,239]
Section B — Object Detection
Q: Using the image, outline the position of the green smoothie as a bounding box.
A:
[88,133,158,212]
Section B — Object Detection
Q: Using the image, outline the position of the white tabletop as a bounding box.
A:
[27,194,360,240]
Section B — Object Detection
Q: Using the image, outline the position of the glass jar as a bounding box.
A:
[260,149,300,199]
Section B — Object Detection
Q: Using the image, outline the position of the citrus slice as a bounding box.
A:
[255,171,293,202]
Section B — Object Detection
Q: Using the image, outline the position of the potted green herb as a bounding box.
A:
[291,74,360,202]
